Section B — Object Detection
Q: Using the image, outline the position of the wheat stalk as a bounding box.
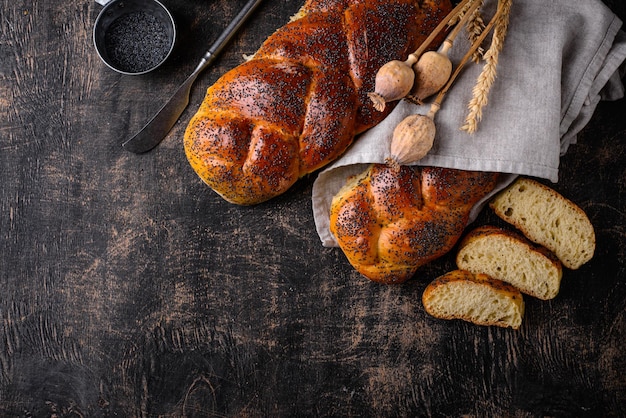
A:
[461,0,512,134]
[448,0,479,27]
[466,0,486,63]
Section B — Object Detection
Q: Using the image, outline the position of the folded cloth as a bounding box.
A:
[313,0,626,247]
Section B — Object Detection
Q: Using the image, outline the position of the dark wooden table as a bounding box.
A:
[1,0,625,416]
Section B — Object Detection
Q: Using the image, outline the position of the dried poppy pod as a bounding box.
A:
[386,105,439,171]
[409,41,453,103]
[367,57,417,112]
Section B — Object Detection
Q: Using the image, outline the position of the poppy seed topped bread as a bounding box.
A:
[329,164,498,284]
[184,0,451,205]
[489,177,595,270]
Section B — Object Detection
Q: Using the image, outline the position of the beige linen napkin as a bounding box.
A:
[313,0,626,247]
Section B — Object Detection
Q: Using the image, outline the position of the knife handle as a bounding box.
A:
[194,0,264,74]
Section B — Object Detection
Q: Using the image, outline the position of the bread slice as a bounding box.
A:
[489,177,595,270]
[422,270,525,329]
[456,226,563,300]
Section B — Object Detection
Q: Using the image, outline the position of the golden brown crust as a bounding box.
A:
[184,0,452,205]
[330,164,498,284]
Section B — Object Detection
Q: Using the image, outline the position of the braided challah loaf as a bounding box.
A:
[330,164,498,284]
[184,0,452,205]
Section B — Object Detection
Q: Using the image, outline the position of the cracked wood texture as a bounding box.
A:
[1,0,625,416]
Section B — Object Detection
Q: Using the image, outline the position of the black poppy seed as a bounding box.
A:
[104,11,170,73]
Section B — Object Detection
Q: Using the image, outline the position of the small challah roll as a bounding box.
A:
[330,164,498,284]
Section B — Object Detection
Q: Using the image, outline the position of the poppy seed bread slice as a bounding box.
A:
[489,178,595,270]
[422,270,525,329]
[456,226,563,300]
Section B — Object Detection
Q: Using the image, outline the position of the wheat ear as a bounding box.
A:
[466,0,486,63]
[461,0,512,134]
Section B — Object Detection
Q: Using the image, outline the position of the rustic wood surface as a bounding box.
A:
[1,0,625,416]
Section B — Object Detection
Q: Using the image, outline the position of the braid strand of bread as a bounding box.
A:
[330,164,498,284]
[184,0,452,205]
